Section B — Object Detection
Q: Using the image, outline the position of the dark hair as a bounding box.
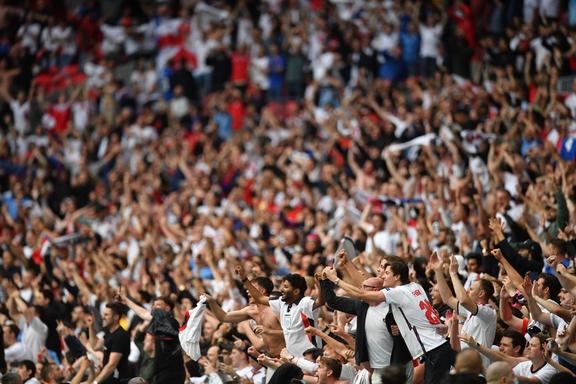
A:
[153,296,175,311]
[282,274,307,299]
[39,289,53,303]
[538,273,562,302]
[106,302,126,317]
[549,239,567,255]
[5,323,19,338]
[501,329,526,355]
[384,260,410,284]
[253,277,274,295]
[532,333,548,349]
[465,252,481,264]
[320,357,342,379]
[269,363,303,384]
[18,360,36,379]
[479,279,495,301]
[379,365,407,384]
[0,372,22,384]
[302,348,323,361]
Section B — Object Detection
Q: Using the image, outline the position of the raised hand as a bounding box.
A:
[488,217,504,237]
[490,248,504,262]
[322,266,337,282]
[429,249,443,271]
[449,255,459,275]
[335,249,347,266]
[234,264,246,281]
[522,275,533,297]
[115,287,127,303]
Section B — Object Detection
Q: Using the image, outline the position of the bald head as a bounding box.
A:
[362,277,384,290]
[486,361,513,384]
[454,348,484,375]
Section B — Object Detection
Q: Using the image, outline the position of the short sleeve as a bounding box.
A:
[549,313,566,331]
[383,287,404,306]
[300,296,316,317]
[269,297,281,315]
[534,364,557,383]
[109,330,130,354]
[457,302,471,317]
[475,305,497,322]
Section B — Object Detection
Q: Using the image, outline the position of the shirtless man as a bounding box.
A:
[205,274,285,358]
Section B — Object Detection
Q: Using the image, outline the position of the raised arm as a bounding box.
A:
[322,267,385,303]
[499,284,527,333]
[556,264,576,298]
[305,326,354,360]
[491,247,525,293]
[460,333,526,367]
[335,249,366,288]
[236,265,269,306]
[430,250,458,309]
[448,255,476,313]
[117,288,152,321]
[205,295,251,323]
[522,276,552,327]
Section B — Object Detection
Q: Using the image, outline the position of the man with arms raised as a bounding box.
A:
[430,251,496,367]
[238,266,324,358]
[205,274,285,357]
[323,256,453,384]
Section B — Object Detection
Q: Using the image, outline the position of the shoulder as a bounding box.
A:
[476,304,497,316]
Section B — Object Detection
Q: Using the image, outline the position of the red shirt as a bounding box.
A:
[231,52,250,84]
[228,100,245,131]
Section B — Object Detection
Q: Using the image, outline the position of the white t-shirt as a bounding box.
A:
[17,23,41,52]
[419,24,443,58]
[513,360,557,384]
[4,341,33,363]
[366,230,400,256]
[365,302,393,368]
[269,296,320,357]
[10,100,30,134]
[384,282,446,353]
[458,303,497,368]
[18,316,48,363]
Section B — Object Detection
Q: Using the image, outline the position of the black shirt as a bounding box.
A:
[385,311,412,365]
[102,327,131,384]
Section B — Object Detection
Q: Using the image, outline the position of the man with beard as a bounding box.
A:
[204,276,286,357]
[238,266,324,358]
[93,302,131,384]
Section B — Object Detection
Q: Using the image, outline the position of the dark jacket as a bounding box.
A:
[320,279,370,365]
[496,239,543,278]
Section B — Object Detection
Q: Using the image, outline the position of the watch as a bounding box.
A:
[334,278,340,286]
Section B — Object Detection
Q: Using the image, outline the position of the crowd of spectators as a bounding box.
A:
[1,0,576,383]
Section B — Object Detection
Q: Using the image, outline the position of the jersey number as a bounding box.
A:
[419,300,441,325]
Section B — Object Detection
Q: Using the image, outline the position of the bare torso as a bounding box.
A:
[247,304,285,357]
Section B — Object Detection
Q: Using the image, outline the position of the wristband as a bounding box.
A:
[334,278,340,286]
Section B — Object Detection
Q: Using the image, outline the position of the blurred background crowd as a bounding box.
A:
[0,0,576,383]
